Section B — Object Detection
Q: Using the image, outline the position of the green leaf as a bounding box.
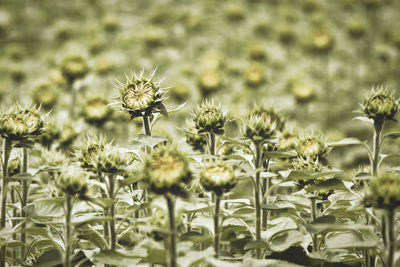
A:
[217,135,251,151]
[93,250,143,265]
[265,217,298,240]
[314,178,347,191]
[326,229,379,249]
[327,138,366,147]
[353,116,373,124]
[87,197,115,208]
[383,132,400,140]
[244,240,269,250]
[270,230,304,252]
[279,169,341,181]
[10,172,35,181]
[157,103,169,118]
[263,151,296,158]
[78,227,108,249]
[308,251,344,264]
[132,134,167,148]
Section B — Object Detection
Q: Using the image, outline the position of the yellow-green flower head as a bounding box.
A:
[198,69,222,96]
[278,130,298,152]
[192,101,227,135]
[250,105,285,133]
[245,63,266,87]
[296,134,328,160]
[185,127,207,152]
[242,111,278,143]
[60,55,89,83]
[0,106,45,141]
[32,81,58,109]
[8,157,21,177]
[56,168,88,197]
[362,87,399,122]
[290,80,316,104]
[310,30,334,54]
[117,70,166,119]
[368,172,400,209]
[58,122,79,149]
[200,163,235,196]
[144,146,192,195]
[78,136,107,172]
[291,156,324,173]
[82,97,112,127]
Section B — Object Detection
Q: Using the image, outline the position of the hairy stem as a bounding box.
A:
[262,159,270,230]
[166,194,177,267]
[385,208,395,267]
[311,197,318,252]
[1,138,12,267]
[371,119,383,176]
[109,175,117,251]
[214,193,221,258]
[64,195,73,267]
[254,142,262,259]
[21,147,28,259]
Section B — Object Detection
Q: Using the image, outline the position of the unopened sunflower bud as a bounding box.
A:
[0,106,45,141]
[297,134,328,160]
[291,156,324,173]
[362,87,399,122]
[291,81,315,104]
[185,127,207,152]
[97,148,131,174]
[310,30,334,54]
[56,168,88,197]
[117,70,166,119]
[245,63,266,87]
[368,172,400,209]
[242,114,277,143]
[78,137,107,172]
[198,69,222,96]
[8,157,21,176]
[250,105,285,133]
[82,97,112,127]
[61,55,89,83]
[32,81,58,110]
[144,146,192,195]
[40,148,68,168]
[192,101,227,135]
[200,163,235,196]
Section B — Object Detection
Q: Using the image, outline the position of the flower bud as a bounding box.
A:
[250,105,285,133]
[0,106,45,141]
[310,29,334,54]
[296,134,328,160]
[97,148,132,174]
[192,101,227,135]
[8,157,21,177]
[32,81,58,110]
[245,63,266,87]
[117,70,166,119]
[60,55,89,83]
[56,168,88,197]
[290,80,315,104]
[82,97,112,127]
[200,163,235,196]
[362,87,399,122]
[242,112,277,143]
[198,69,222,96]
[144,146,192,195]
[368,172,400,209]
[185,127,207,152]
[78,137,107,172]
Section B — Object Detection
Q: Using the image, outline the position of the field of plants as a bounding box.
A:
[1,0,400,266]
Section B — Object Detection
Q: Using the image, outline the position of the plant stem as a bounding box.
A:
[371,119,383,176]
[69,80,76,119]
[166,194,177,267]
[262,159,270,230]
[310,197,318,252]
[209,132,216,157]
[109,175,117,251]
[214,193,221,258]
[20,147,28,259]
[64,194,73,267]
[254,142,262,259]
[385,208,395,267]
[142,114,152,137]
[1,138,12,267]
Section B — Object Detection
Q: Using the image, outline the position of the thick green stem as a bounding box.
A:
[254,142,262,259]
[142,115,152,137]
[1,138,12,267]
[209,132,216,157]
[20,147,28,259]
[109,175,117,251]
[64,195,73,267]
[385,208,395,267]
[262,159,270,230]
[310,197,318,252]
[166,195,177,267]
[214,194,221,258]
[372,119,383,176]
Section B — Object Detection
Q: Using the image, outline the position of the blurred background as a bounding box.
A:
[1,0,400,169]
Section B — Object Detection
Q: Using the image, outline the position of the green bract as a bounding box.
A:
[362,87,399,122]
[8,157,21,176]
[0,106,45,141]
[56,168,88,197]
[200,163,235,196]
[97,148,133,174]
[117,70,166,119]
[144,146,192,195]
[78,137,107,172]
[250,105,285,133]
[60,55,89,83]
[192,101,227,135]
[368,172,400,209]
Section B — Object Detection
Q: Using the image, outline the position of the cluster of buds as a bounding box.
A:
[56,168,88,198]
[192,101,227,135]
[366,172,400,209]
[242,106,281,143]
[362,87,399,123]
[296,133,328,161]
[200,163,235,196]
[0,106,45,142]
[116,70,167,119]
[60,55,89,84]
[144,145,192,195]
[82,96,112,127]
